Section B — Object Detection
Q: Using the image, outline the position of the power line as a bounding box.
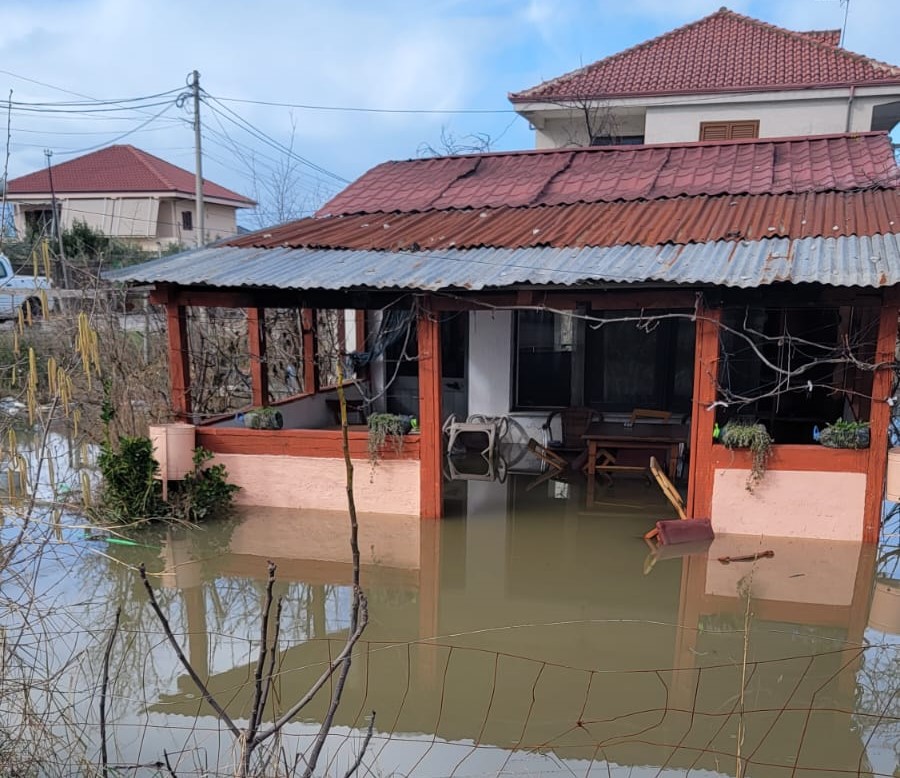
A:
[201,95,350,184]
[209,95,516,115]
[55,102,177,157]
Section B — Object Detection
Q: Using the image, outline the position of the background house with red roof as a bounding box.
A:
[5,144,254,251]
[510,7,900,148]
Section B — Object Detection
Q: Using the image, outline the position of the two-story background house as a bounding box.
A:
[4,144,254,251]
[509,7,900,148]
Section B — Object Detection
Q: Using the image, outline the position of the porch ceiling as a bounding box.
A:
[107,232,900,291]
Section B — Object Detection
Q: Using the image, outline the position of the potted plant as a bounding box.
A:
[240,406,284,430]
[720,419,773,491]
[367,413,409,463]
[817,418,870,449]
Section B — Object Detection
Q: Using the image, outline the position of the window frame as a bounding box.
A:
[699,120,760,141]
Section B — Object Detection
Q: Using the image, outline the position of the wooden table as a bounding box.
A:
[583,421,689,506]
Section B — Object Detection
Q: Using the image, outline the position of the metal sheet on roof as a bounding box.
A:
[228,190,900,251]
[107,233,900,291]
[318,134,899,216]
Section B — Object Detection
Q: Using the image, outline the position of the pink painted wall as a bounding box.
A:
[710,469,866,541]
[213,453,420,516]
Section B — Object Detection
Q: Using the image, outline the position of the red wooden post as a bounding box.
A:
[418,302,443,520]
[247,306,269,407]
[166,301,191,418]
[301,308,318,394]
[686,304,721,519]
[862,293,899,543]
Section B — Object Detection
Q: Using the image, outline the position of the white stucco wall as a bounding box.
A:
[10,193,243,251]
[466,309,557,452]
[644,95,857,143]
[468,310,512,415]
[522,86,900,148]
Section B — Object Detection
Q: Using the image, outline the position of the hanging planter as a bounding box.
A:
[816,419,869,449]
[720,420,773,492]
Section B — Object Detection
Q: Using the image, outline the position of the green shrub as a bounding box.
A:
[96,437,238,523]
[97,436,166,520]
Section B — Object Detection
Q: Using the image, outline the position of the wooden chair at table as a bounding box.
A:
[526,438,568,492]
[543,407,598,460]
[604,408,674,482]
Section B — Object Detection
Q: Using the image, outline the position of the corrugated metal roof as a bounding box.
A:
[229,190,900,251]
[317,134,899,216]
[509,8,900,102]
[108,233,900,291]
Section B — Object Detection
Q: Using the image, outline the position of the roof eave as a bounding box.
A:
[509,77,900,104]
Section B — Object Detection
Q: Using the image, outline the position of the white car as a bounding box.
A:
[0,253,54,319]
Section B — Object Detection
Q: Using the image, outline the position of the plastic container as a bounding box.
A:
[887,447,900,502]
[149,423,196,481]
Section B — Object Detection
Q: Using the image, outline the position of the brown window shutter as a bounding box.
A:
[699,120,760,141]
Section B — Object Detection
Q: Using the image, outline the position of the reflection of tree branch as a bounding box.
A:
[138,563,241,739]
[99,606,121,778]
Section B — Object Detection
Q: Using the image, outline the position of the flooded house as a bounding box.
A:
[112,131,900,543]
[111,8,900,543]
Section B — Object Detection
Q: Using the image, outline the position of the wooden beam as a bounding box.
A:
[197,427,420,460]
[165,302,191,418]
[247,306,269,407]
[862,293,898,543]
[686,305,721,519]
[417,301,443,519]
[301,308,318,394]
[707,443,868,473]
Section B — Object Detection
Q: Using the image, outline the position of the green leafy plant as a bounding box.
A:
[819,418,870,449]
[168,447,240,521]
[721,420,774,491]
[367,412,406,464]
[96,438,238,523]
[96,436,166,520]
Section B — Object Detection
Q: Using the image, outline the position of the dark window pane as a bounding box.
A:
[515,310,572,408]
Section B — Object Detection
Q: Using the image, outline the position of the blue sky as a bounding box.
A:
[0,0,896,222]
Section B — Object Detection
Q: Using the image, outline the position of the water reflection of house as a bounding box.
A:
[152,504,880,775]
[111,9,900,544]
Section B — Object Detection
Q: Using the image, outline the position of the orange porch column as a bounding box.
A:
[301,308,318,394]
[687,303,721,519]
[166,301,191,418]
[247,306,269,407]
[417,303,443,519]
[863,292,899,543]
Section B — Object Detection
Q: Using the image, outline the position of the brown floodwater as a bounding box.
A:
[4,466,899,776]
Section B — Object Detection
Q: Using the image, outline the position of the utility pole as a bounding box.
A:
[191,70,205,248]
[44,149,70,290]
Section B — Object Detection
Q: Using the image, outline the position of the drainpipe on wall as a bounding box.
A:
[845,84,857,133]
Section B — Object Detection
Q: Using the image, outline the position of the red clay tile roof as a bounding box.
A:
[509,8,900,101]
[317,133,899,216]
[6,144,254,205]
[228,190,900,251]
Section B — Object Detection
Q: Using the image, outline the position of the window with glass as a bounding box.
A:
[716,306,878,443]
[513,309,694,412]
[585,313,694,412]
[514,310,573,408]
